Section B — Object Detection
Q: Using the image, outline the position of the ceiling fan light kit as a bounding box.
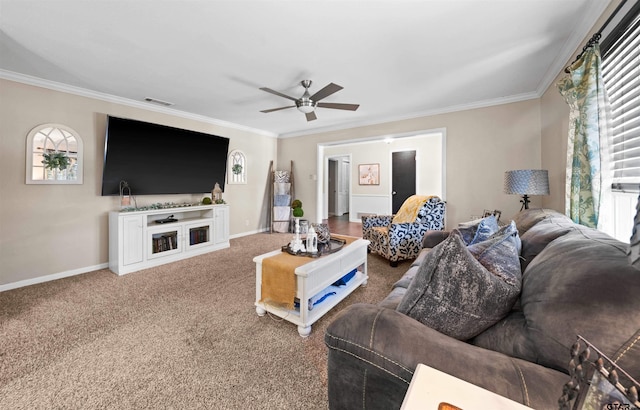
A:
[260,80,359,122]
[296,101,316,114]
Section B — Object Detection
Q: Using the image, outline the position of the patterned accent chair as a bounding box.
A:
[362,195,446,267]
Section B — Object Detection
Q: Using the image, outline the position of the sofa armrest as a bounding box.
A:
[325,304,568,410]
[422,230,450,248]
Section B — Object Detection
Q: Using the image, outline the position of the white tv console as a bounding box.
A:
[108,204,229,275]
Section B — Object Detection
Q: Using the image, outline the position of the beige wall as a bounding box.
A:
[324,133,443,196]
[322,133,443,218]
[278,99,543,228]
[540,80,570,212]
[0,79,277,287]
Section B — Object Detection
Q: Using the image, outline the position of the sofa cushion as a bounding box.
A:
[378,252,428,309]
[422,230,450,248]
[476,225,640,378]
[396,227,522,340]
[520,228,640,374]
[378,286,407,310]
[512,208,568,236]
[471,310,538,363]
[519,217,575,272]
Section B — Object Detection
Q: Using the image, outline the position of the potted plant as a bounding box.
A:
[42,151,71,171]
[291,199,303,217]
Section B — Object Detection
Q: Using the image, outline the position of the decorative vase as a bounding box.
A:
[312,223,331,244]
[212,182,223,203]
[306,225,318,254]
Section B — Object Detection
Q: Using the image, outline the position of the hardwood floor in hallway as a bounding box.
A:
[325,214,363,237]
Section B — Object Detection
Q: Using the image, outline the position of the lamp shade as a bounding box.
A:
[504,170,550,195]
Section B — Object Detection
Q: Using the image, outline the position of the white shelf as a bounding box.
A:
[109,204,229,275]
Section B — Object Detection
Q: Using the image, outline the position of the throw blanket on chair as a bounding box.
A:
[392,195,435,224]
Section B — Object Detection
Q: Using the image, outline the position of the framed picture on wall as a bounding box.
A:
[359,163,380,185]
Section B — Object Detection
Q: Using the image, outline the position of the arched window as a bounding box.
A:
[26,124,83,184]
[227,149,246,184]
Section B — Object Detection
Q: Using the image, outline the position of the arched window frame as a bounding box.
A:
[26,123,84,184]
[227,149,247,184]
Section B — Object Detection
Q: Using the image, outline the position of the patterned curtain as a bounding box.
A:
[557,45,611,228]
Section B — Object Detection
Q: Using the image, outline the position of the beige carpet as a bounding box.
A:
[0,232,409,409]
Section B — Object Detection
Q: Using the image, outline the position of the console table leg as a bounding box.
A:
[256,305,266,316]
[298,325,311,338]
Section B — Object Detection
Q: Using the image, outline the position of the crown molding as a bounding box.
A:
[278,91,539,139]
[536,0,612,96]
[0,70,278,139]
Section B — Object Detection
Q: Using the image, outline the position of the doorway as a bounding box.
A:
[328,156,350,217]
[316,129,445,225]
[392,150,416,213]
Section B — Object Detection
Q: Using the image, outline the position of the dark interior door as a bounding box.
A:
[328,159,337,215]
[392,151,416,213]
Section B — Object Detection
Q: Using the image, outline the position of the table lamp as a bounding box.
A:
[504,170,549,211]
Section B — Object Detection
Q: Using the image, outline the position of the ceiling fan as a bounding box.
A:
[259,80,359,122]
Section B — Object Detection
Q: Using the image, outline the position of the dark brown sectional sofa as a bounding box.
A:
[325,209,640,409]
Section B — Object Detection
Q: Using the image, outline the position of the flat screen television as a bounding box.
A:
[101,116,229,196]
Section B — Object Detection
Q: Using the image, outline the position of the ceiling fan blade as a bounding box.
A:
[310,83,343,102]
[317,102,360,111]
[259,87,298,102]
[260,105,295,113]
[306,111,317,122]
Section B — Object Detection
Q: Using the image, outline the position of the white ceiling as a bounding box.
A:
[0,0,610,138]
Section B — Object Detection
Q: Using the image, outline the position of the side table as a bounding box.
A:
[401,364,532,409]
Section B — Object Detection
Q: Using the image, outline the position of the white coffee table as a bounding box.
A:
[254,238,369,337]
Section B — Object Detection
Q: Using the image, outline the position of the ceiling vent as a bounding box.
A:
[144,97,174,107]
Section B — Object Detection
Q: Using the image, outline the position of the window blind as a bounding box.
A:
[602,2,640,192]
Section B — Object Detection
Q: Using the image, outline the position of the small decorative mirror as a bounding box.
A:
[26,123,83,184]
[227,149,246,184]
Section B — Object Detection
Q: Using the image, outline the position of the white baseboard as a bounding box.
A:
[0,263,109,292]
[351,194,390,219]
[229,227,269,239]
[2,228,271,292]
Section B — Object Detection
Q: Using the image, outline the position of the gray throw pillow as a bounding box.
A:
[457,215,499,245]
[396,229,522,340]
[468,221,522,286]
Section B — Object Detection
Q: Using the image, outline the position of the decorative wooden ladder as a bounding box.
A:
[268,160,295,233]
